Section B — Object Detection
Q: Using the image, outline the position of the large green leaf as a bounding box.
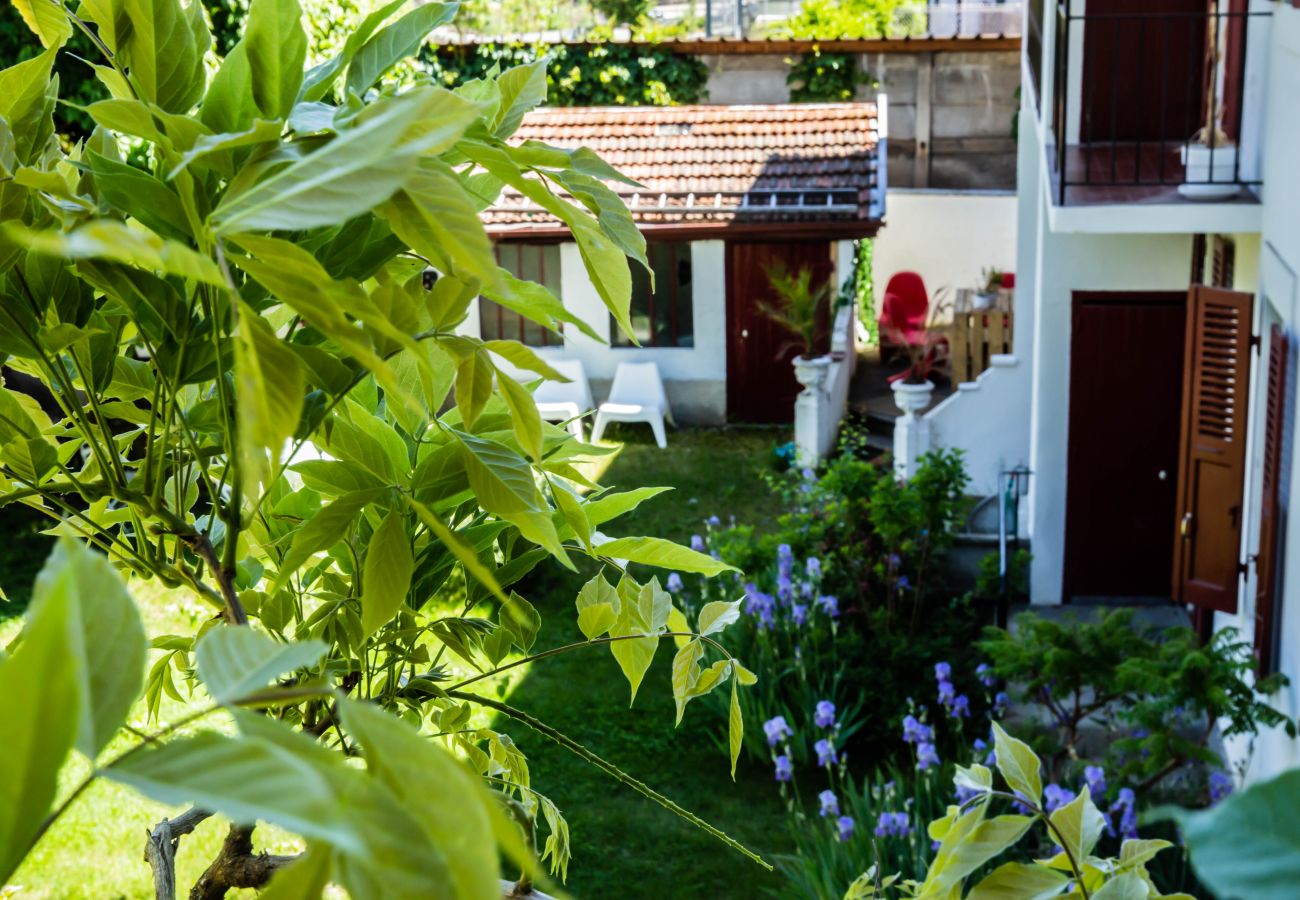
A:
[608,581,659,705]
[967,862,1070,900]
[992,722,1042,806]
[0,50,55,164]
[454,347,495,431]
[456,430,540,516]
[926,812,1035,895]
[361,510,414,637]
[338,698,500,900]
[269,489,382,594]
[345,1,456,95]
[492,59,548,138]
[236,304,305,503]
[8,220,225,286]
[593,536,735,576]
[582,487,672,528]
[86,151,191,241]
[1048,786,1106,866]
[202,41,259,133]
[117,0,210,113]
[107,730,365,853]
[257,845,334,898]
[194,627,327,705]
[11,0,73,49]
[211,86,479,234]
[244,0,307,119]
[298,0,406,102]
[404,496,509,604]
[1183,768,1300,900]
[0,574,80,881]
[31,539,146,758]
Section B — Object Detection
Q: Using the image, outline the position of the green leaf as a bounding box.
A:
[0,49,55,164]
[575,574,619,639]
[31,539,146,758]
[1091,873,1148,900]
[593,536,735,576]
[116,0,211,113]
[405,496,509,604]
[236,304,305,504]
[269,490,381,595]
[257,844,333,899]
[551,479,592,552]
[0,571,79,881]
[1183,768,1300,900]
[211,86,478,234]
[1,436,58,483]
[1048,786,1107,865]
[379,158,500,292]
[345,1,456,95]
[1116,838,1172,871]
[992,722,1042,806]
[481,268,602,342]
[87,150,191,240]
[697,599,741,636]
[337,698,500,900]
[671,638,703,724]
[582,487,672,528]
[967,862,1070,900]
[499,591,540,652]
[926,813,1035,895]
[609,591,658,706]
[361,510,414,637]
[483,340,569,382]
[12,0,73,49]
[195,626,327,705]
[8,220,225,285]
[954,763,994,796]
[456,430,540,516]
[728,679,743,780]
[454,348,494,431]
[492,59,548,137]
[201,41,258,133]
[106,730,364,853]
[244,0,307,119]
[298,0,405,102]
[497,372,544,462]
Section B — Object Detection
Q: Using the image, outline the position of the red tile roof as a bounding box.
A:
[483,102,883,233]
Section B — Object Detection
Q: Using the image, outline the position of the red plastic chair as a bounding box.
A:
[878,271,930,357]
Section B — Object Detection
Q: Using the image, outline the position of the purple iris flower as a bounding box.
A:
[763,715,794,747]
[706,515,721,527]
[666,572,684,593]
[806,557,821,578]
[776,572,795,603]
[902,714,933,745]
[690,534,706,553]
[955,783,982,805]
[873,811,911,838]
[815,700,836,729]
[1044,783,1076,813]
[791,603,807,626]
[816,594,839,617]
[916,742,940,770]
[950,694,971,718]
[774,755,793,782]
[1011,790,1034,815]
[938,679,956,707]
[1110,788,1138,839]
[897,575,912,590]
[934,662,952,681]
[993,691,1010,717]
[836,816,855,842]
[1209,771,1234,805]
[976,663,996,688]
[1084,765,1106,798]
[818,790,839,818]
[815,738,838,766]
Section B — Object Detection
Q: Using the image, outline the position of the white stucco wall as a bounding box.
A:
[871,190,1018,318]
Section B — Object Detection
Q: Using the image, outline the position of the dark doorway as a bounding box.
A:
[1080,0,1206,143]
[725,240,834,423]
[1064,292,1187,602]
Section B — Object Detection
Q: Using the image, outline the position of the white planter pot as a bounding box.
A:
[971,292,998,311]
[892,379,935,416]
[793,355,832,389]
[1178,144,1241,200]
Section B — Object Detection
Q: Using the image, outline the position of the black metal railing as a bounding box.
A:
[1049,1,1270,206]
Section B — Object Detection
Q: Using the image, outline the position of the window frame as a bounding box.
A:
[612,241,695,349]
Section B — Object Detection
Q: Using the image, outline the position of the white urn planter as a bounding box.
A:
[793,355,832,390]
[1178,143,1241,200]
[891,379,935,416]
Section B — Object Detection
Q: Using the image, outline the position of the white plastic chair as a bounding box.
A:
[532,358,594,440]
[591,361,673,448]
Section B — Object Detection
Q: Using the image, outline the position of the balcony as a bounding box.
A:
[1042,1,1269,208]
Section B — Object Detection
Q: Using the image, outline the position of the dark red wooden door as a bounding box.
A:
[1253,324,1288,673]
[1064,293,1187,601]
[1171,286,1254,613]
[1081,0,1206,143]
[725,241,834,424]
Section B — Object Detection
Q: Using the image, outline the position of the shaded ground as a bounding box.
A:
[500,424,796,899]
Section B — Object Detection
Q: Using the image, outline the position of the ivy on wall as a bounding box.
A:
[424,41,710,106]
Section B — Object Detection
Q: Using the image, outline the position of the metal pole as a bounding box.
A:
[705,0,712,35]
[736,0,743,37]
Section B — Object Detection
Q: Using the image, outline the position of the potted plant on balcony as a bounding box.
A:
[973,267,1005,310]
[1179,8,1240,200]
[761,263,834,390]
[886,294,951,414]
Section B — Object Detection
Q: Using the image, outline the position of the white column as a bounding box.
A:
[893,407,931,480]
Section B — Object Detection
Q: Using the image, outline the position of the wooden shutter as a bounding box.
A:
[1172,286,1254,613]
[1254,324,1289,673]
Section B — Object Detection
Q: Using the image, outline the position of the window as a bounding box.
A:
[479,243,562,346]
[613,242,694,348]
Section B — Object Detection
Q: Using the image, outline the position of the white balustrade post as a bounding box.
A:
[891,380,935,480]
[795,386,825,469]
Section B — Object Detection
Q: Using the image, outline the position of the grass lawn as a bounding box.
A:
[498,424,796,898]
[3,424,798,898]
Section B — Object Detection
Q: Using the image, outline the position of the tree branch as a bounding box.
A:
[188,825,298,900]
[143,808,214,900]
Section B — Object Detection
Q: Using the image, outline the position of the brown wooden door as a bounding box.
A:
[1253,324,1288,673]
[1171,286,1254,613]
[1065,293,1187,601]
[1081,0,1206,143]
[725,241,834,423]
